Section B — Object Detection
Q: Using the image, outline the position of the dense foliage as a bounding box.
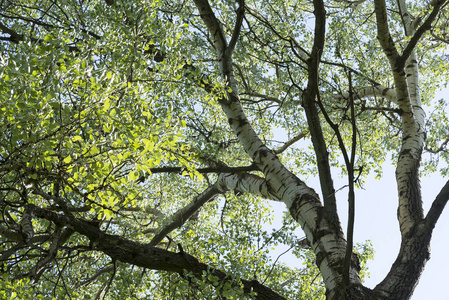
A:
[0,0,448,299]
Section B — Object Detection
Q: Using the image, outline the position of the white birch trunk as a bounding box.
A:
[395,0,426,236]
[193,0,362,296]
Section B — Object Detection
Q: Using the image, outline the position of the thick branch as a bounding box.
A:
[425,180,449,230]
[398,0,448,68]
[0,226,23,241]
[302,0,339,225]
[193,0,228,53]
[28,204,286,300]
[373,221,431,299]
[226,0,244,56]
[192,0,361,294]
[374,0,401,73]
[0,21,23,42]
[274,131,308,154]
[333,85,398,104]
[149,172,280,246]
[20,206,34,242]
[375,0,425,237]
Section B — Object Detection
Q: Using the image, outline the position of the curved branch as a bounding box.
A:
[399,0,448,68]
[333,85,398,104]
[28,204,287,300]
[30,226,62,282]
[374,0,400,72]
[226,0,245,56]
[302,0,340,225]
[274,131,308,154]
[424,136,449,154]
[149,172,280,246]
[77,266,115,287]
[425,180,449,230]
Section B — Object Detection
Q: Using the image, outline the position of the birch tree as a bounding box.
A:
[1,0,448,299]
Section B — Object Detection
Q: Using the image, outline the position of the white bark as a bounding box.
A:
[395,0,426,236]
[333,85,398,104]
[20,208,34,242]
[374,0,425,237]
[193,0,362,294]
[149,173,282,246]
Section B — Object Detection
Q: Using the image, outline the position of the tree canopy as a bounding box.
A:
[0,0,448,299]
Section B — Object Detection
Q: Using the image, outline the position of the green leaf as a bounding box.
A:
[129,171,139,181]
[44,34,54,41]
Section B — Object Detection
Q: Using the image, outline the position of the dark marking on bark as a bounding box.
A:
[262,164,269,173]
[316,251,326,268]
[400,148,411,156]
[288,195,303,217]
[352,252,361,272]
[237,118,249,127]
[397,69,406,76]
[374,224,431,299]
[280,187,288,200]
[259,149,269,158]
[275,184,284,195]
[312,228,335,245]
